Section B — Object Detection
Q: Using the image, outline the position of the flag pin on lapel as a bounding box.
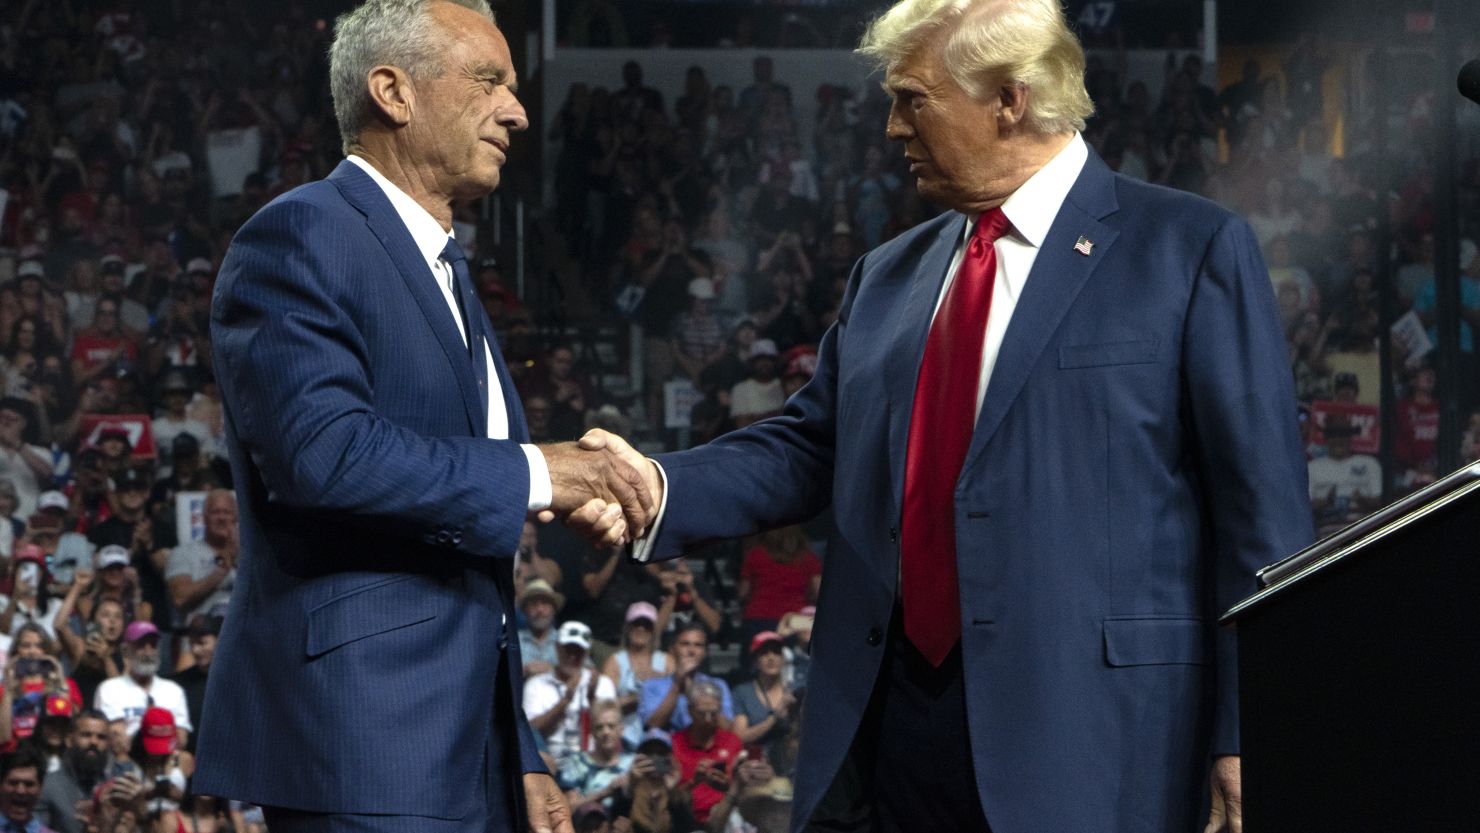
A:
[1074,236,1095,256]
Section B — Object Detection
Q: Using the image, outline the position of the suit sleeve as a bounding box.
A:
[642,259,865,558]
[211,198,529,559]
[1183,215,1315,755]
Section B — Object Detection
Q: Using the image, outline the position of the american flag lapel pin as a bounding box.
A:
[1074,236,1094,256]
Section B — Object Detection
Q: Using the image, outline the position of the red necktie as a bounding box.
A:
[901,208,1011,667]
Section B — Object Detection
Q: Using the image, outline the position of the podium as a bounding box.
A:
[1221,464,1480,831]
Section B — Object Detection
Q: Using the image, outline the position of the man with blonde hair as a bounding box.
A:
[588,0,1313,830]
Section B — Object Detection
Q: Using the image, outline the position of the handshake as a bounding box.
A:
[536,430,663,548]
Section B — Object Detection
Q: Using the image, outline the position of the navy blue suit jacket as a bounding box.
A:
[648,151,1314,832]
[193,161,545,820]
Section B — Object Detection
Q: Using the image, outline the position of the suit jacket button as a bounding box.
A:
[866,627,883,646]
[451,532,463,545]
[888,528,898,544]
[436,530,451,544]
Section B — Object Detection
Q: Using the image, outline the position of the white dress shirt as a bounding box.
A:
[347,155,551,511]
[634,134,1089,560]
[939,132,1089,419]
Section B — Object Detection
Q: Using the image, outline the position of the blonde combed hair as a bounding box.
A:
[858,0,1094,135]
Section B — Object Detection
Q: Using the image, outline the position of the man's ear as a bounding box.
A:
[365,65,415,128]
[997,81,1029,131]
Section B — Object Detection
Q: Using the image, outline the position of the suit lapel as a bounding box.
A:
[885,215,969,513]
[961,151,1121,473]
[328,161,485,436]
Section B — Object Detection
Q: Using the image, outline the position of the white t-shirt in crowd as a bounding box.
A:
[1308,454,1382,501]
[94,673,193,737]
[521,667,616,763]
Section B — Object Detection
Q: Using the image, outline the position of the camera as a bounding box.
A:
[152,775,172,798]
[652,757,672,776]
[13,657,51,677]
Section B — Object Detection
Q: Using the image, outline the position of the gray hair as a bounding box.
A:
[328,0,496,153]
[859,0,1094,135]
[688,679,724,706]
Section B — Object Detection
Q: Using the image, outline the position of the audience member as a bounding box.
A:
[669,679,744,825]
[736,526,819,662]
[2,545,63,639]
[127,706,189,829]
[515,521,565,597]
[92,622,190,740]
[579,546,664,653]
[523,621,618,767]
[730,632,796,762]
[599,601,670,749]
[728,340,784,428]
[517,578,564,678]
[0,746,56,833]
[639,622,733,733]
[727,771,794,833]
[1394,365,1441,491]
[164,490,236,625]
[0,399,53,520]
[519,345,594,441]
[608,731,700,833]
[149,372,211,464]
[53,592,125,708]
[35,708,111,833]
[652,559,723,645]
[167,615,220,753]
[557,699,634,812]
[1309,418,1383,534]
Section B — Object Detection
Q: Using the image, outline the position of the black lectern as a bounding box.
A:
[1221,464,1480,832]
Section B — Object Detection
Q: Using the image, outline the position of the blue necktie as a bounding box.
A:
[440,238,489,429]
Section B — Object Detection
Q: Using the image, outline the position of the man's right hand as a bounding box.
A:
[575,429,663,527]
[540,440,655,544]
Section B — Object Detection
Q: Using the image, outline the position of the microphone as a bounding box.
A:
[1461,59,1480,105]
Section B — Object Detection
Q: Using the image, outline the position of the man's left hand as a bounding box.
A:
[1203,755,1242,833]
[523,772,574,833]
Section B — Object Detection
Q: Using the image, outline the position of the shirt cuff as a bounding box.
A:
[522,444,552,512]
[630,459,669,563]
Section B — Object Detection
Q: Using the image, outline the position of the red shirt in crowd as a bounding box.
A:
[740,547,821,621]
[1394,396,1440,470]
[71,333,138,370]
[671,726,744,822]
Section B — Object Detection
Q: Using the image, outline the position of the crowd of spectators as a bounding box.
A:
[1,0,1478,829]
[0,0,298,829]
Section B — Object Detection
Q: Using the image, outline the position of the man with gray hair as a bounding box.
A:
[671,678,744,825]
[192,1,655,832]
[588,0,1314,830]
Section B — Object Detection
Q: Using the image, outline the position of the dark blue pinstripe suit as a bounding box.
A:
[645,150,1314,832]
[193,161,544,830]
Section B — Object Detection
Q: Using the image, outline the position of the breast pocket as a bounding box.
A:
[1059,338,1160,369]
[305,574,437,658]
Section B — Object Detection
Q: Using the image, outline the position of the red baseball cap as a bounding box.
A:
[13,543,45,564]
[141,707,176,756]
[750,631,784,654]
